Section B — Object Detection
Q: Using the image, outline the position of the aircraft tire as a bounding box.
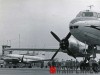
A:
[92,63,100,72]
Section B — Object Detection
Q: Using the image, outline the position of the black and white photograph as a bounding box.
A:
[0,0,100,75]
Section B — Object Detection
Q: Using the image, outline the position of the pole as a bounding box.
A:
[19,34,20,48]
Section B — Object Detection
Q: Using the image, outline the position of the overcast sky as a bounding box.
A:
[0,0,100,61]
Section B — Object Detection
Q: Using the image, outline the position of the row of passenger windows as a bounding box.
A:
[70,26,79,29]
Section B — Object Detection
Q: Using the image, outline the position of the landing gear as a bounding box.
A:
[80,62,90,71]
[92,63,100,72]
[80,61,99,72]
[80,57,90,71]
[80,45,100,72]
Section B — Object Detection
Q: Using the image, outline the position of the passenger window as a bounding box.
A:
[70,26,79,29]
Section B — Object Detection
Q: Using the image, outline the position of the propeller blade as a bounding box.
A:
[65,32,71,41]
[51,31,61,42]
[51,48,60,60]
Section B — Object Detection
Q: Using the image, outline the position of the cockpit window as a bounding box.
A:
[76,11,98,18]
[70,26,79,29]
[83,12,93,17]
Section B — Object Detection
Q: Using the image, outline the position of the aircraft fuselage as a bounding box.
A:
[70,10,100,46]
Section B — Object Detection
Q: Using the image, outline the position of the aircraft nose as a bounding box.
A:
[69,21,88,44]
[69,21,87,30]
[69,22,80,30]
[69,21,88,37]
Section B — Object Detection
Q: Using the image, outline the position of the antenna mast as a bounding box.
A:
[88,5,94,10]
[19,34,20,48]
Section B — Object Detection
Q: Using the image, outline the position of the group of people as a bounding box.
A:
[48,59,80,73]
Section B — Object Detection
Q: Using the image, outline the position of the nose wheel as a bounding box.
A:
[80,57,90,71]
[80,45,100,72]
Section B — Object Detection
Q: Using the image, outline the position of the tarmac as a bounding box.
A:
[0,68,99,75]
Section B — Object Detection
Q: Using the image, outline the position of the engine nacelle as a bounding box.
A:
[62,37,88,57]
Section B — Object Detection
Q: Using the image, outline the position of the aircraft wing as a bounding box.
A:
[3,56,20,63]
[3,48,59,52]
[25,59,52,63]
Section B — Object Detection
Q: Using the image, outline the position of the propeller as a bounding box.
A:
[50,31,76,60]
[20,55,24,63]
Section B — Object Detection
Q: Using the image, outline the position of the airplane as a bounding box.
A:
[2,53,46,68]
[3,8,100,72]
[69,9,100,71]
[50,9,100,72]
